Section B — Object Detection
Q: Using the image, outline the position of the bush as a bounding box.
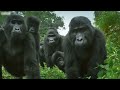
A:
[40,64,66,79]
[98,36,120,79]
[2,63,66,79]
[2,67,15,79]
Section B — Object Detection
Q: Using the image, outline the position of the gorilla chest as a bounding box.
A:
[48,46,60,55]
[76,49,92,60]
[3,54,24,77]
[3,41,24,76]
[4,40,24,56]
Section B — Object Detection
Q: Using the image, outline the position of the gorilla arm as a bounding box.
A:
[24,33,40,79]
[87,29,107,79]
[63,36,81,79]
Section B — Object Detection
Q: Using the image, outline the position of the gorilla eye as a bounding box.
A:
[17,20,23,25]
[79,27,88,32]
[73,29,78,33]
[11,20,23,25]
[11,20,16,24]
[49,34,55,37]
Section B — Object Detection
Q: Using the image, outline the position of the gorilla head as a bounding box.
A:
[68,16,95,49]
[27,16,40,33]
[4,15,26,39]
[46,28,60,46]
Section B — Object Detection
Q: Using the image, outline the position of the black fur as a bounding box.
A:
[39,43,45,67]
[0,15,40,79]
[44,28,63,68]
[63,16,107,79]
[52,51,65,72]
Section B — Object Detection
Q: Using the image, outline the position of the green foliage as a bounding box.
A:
[94,11,120,35]
[94,11,120,27]
[0,11,7,24]
[98,36,120,79]
[2,63,66,79]
[2,67,15,79]
[40,64,66,79]
[95,11,120,79]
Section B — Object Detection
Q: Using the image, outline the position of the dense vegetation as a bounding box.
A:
[95,11,120,79]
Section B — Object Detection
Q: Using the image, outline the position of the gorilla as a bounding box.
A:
[39,43,46,67]
[63,16,107,79]
[44,28,63,68]
[0,14,40,79]
[26,16,40,53]
[52,51,65,72]
[26,16,40,67]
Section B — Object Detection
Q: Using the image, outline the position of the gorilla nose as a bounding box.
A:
[77,37,83,41]
[50,40,54,42]
[15,28,20,31]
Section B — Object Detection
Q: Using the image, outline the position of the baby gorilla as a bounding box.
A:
[52,51,65,72]
[26,16,40,54]
[63,16,107,79]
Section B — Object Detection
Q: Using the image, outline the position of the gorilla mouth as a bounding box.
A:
[12,30,22,34]
[75,42,87,49]
[75,41,83,46]
[11,32,22,37]
[30,30,34,32]
[49,42,55,45]
[49,41,55,43]
[48,42,55,46]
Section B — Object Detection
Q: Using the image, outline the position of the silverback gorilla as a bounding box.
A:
[44,28,63,68]
[63,16,107,79]
[0,14,40,79]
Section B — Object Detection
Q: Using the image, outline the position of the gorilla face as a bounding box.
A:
[57,57,64,66]
[68,16,95,49]
[4,15,26,38]
[47,29,60,46]
[27,16,40,33]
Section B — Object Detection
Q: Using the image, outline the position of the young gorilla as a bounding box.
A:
[44,28,63,68]
[26,16,40,58]
[0,14,40,79]
[52,51,65,72]
[63,16,107,79]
